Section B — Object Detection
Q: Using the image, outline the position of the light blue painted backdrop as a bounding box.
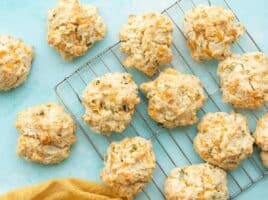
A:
[0,0,267,199]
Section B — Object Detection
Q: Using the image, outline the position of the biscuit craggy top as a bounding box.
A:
[100,137,156,198]
[15,103,76,164]
[0,35,34,91]
[47,0,106,60]
[194,112,254,170]
[184,5,244,61]
[82,72,140,135]
[218,52,268,109]
[141,68,206,128]
[165,163,229,200]
[254,113,268,151]
[120,12,173,76]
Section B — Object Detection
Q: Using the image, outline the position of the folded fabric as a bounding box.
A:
[0,178,124,200]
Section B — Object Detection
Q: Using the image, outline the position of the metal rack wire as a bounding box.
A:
[54,0,268,199]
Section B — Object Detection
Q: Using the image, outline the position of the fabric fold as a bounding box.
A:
[0,178,124,200]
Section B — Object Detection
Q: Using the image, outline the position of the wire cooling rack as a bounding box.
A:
[55,0,268,199]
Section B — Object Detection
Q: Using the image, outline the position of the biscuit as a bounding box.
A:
[140,68,206,128]
[194,112,254,170]
[184,5,244,61]
[0,35,34,91]
[82,72,140,135]
[15,103,76,164]
[47,0,106,60]
[120,12,173,76]
[218,52,268,109]
[254,113,268,151]
[253,113,268,168]
[165,163,229,200]
[260,151,268,168]
[100,137,156,198]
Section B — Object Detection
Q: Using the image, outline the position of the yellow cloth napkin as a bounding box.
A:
[0,178,124,200]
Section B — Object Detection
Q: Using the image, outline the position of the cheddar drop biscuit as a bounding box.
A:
[100,137,156,199]
[82,72,140,135]
[194,112,254,170]
[165,163,229,200]
[47,0,106,60]
[15,103,76,164]
[253,113,268,168]
[184,5,244,61]
[218,52,268,109]
[120,12,173,76]
[0,35,34,91]
[141,68,206,128]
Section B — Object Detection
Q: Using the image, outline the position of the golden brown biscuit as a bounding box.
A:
[254,113,268,151]
[0,35,34,91]
[194,112,254,170]
[15,103,76,164]
[260,151,268,168]
[47,0,106,60]
[100,137,156,199]
[253,113,268,168]
[218,52,268,109]
[184,5,244,61]
[165,163,229,200]
[120,12,173,76]
[140,68,206,128]
[82,73,140,135]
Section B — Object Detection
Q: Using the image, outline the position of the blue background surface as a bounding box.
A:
[0,0,267,199]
